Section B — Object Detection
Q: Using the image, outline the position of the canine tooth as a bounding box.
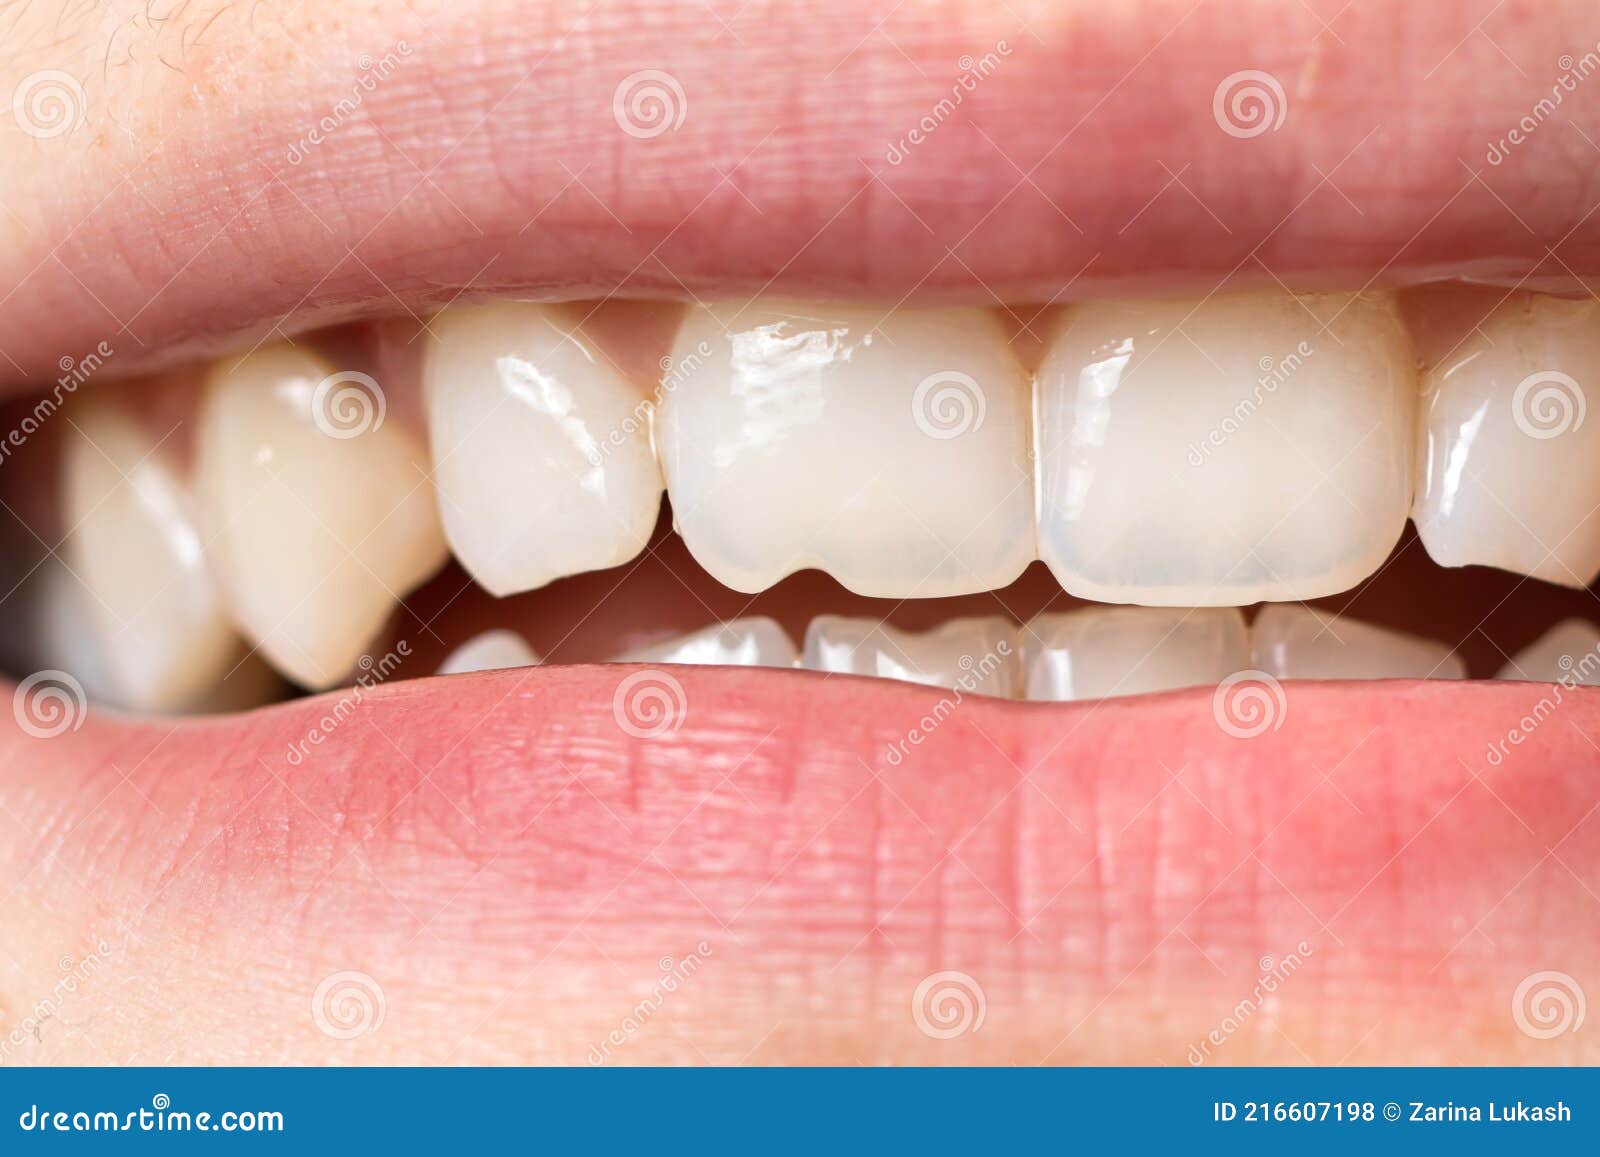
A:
[1412,293,1600,587]
[620,617,797,667]
[436,629,540,676]
[1035,291,1415,605]
[63,396,242,711]
[802,615,1017,695]
[196,343,448,690]
[1497,619,1600,684]
[1251,604,1464,680]
[423,303,664,596]
[656,302,1034,596]
[1021,606,1248,701]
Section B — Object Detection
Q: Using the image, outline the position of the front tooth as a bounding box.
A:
[655,302,1035,596]
[802,615,1018,695]
[436,629,540,676]
[1412,292,1600,587]
[1021,606,1248,701]
[619,617,797,667]
[1251,604,1464,680]
[423,302,664,596]
[196,343,448,690]
[1497,619,1600,684]
[63,393,242,711]
[1035,291,1415,605]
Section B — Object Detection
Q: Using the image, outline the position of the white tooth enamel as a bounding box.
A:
[802,615,1017,695]
[63,396,242,711]
[436,629,540,676]
[1035,291,1415,605]
[620,617,797,667]
[196,343,449,690]
[1251,604,1464,680]
[1021,606,1248,701]
[1413,293,1600,587]
[1497,619,1600,684]
[656,302,1035,596]
[424,303,664,596]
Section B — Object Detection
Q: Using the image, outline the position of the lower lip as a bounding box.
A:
[9,665,1597,1062]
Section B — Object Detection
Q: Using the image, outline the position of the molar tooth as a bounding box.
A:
[423,303,664,596]
[1021,606,1248,701]
[1035,291,1415,605]
[1251,604,1464,680]
[801,615,1018,696]
[196,343,448,690]
[1497,619,1600,684]
[619,617,797,667]
[1412,293,1600,587]
[436,629,540,676]
[63,394,243,711]
[656,302,1035,596]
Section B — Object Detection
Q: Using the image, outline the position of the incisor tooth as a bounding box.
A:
[620,617,797,667]
[656,302,1035,596]
[63,395,242,711]
[424,303,664,596]
[1021,606,1248,701]
[1497,619,1600,684]
[802,615,1017,695]
[196,344,448,690]
[1413,293,1600,587]
[1035,291,1415,605]
[1251,604,1464,680]
[436,629,540,676]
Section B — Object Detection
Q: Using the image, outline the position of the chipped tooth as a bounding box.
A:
[802,615,1017,695]
[1497,619,1600,684]
[619,617,797,667]
[656,302,1035,597]
[423,303,664,596]
[1035,291,1415,606]
[1412,293,1600,587]
[436,629,540,676]
[1021,606,1248,701]
[1251,604,1464,681]
[62,395,245,711]
[196,343,449,690]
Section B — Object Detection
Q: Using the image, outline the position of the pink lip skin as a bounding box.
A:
[2,666,1596,1064]
[3,0,1600,389]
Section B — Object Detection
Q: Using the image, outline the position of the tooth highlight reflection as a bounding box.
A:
[803,615,1018,695]
[620,617,797,667]
[1252,604,1464,681]
[1021,606,1249,701]
[1035,291,1415,605]
[436,629,540,676]
[424,303,664,596]
[1497,619,1600,684]
[656,302,1035,597]
[63,395,242,711]
[196,344,449,690]
[1413,293,1600,588]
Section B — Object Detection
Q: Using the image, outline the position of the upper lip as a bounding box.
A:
[3,0,1600,393]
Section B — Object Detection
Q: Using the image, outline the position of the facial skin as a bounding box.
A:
[2,0,1599,1064]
